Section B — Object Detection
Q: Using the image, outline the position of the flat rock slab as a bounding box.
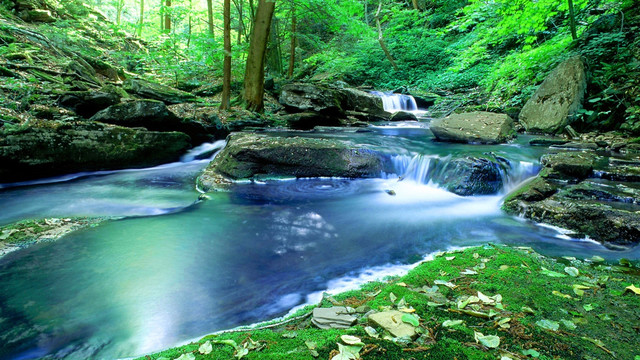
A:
[198,132,384,191]
[430,111,514,144]
[368,310,417,339]
[312,307,357,329]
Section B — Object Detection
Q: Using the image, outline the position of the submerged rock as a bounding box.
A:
[0,121,190,183]
[430,156,507,196]
[198,133,384,191]
[430,112,514,144]
[390,111,418,122]
[519,56,587,134]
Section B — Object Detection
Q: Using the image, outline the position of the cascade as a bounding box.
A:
[371,91,419,112]
[387,154,540,193]
[180,140,227,162]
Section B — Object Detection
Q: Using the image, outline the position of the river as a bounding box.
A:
[1,121,637,360]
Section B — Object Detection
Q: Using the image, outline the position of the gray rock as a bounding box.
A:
[312,307,357,329]
[519,56,586,134]
[123,78,196,104]
[279,83,342,114]
[430,156,507,196]
[0,121,190,183]
[367,310,417,339]
[540,152,599,180]
[283,112,344,130]
[430,112,514,144]
[59,90,121,118]
[198,133,384,191]
[390,111,418,122]
[90,100,182,130]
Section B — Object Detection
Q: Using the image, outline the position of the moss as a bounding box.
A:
[137,246,640,360]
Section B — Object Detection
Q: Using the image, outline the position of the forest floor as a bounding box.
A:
[136,245,640,360]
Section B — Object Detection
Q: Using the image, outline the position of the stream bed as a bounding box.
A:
[1,125,638,360]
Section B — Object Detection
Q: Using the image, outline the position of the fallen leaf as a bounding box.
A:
[536,319,559,331]
[460,269,478,275]
[199,341,213,355]
[624,284,640,295]
[434,279,457,289]
[305,340,318,350]
[474,331,500,348]
[236,347,249,359]
[446,256,455,261]
[401,313,420,327]
[282,331,298,338]
[583,303,595,312]
[442,319,464,327]
[522,348,540,357]
[396,282,407,287]
[541,267,567,277]
[341,335,363,345]
[521,306,535,314]
[364,326,379,338]
[590,255,605,263]
[564,267,579,277]
[560,319,577,330]
[389,292,397,303]
[331,343,363,360]
[552,290,572,299]
[473,253,480,259]
[499,265,509,271]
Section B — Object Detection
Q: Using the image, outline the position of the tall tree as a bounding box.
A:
[138,0,144,36]
[374,0,398,71]
[164,0,172,32]
[207,0,215,36]
[287,7,296,78]
[221,0,232,110]
[243,0,276,112]
[115,0,125,25]
[567,0,577,40]
[411,0,420,11]
[187,0,193,47]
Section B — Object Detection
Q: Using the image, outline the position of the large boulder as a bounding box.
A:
[90,100,211,143]
[519,56,587,134]
[0,121,190,183]
[430,112,515,144]
[430,156,507,196]
[279,83,342,114]
[123,78,197,104]
[198,133,384,190]
[336,88,386,116]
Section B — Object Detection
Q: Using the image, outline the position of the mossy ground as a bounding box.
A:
[138,245,640,360]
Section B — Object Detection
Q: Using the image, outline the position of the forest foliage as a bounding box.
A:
[1,0,639,133]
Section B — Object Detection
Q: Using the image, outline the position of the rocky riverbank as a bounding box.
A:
[136,245,640,360]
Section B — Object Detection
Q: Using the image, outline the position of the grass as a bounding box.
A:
[137,245,640,360]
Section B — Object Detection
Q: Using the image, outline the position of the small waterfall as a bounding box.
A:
[385,154,540,194]
[180,140,227,162]
[371,91,419,112]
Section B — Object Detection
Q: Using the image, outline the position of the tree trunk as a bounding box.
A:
[243,0,276,112]
[138,0,144,36]
[364,1,369,25]
[412,0,420,11]
[116,0,124,25]
[568,0,577,40]
[207,0,215,36]
[287,12,296,79]
[375,1,398,71]
[164,0,172,32]
[267,17,282,75]
[221,0,232,110]
[187,0,192,47]
[160,0,164,31]
[232,0,245,44]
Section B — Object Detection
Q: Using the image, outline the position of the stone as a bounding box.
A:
[367,311,417,339]
[430,156,507,196]
[19,9,55,22]
[0,121,190,183]
[198,133,384,191]
[312,307,357,329]
[519,56,587,134]
[430,112,515,144]
[279,83,342,114]
[59,90,121,118]
[123,78,197,104]
[283,112,344,130]
[540,152,599,180]
[336,88,386,116]
[390,111,418,122]
[529,138,569,146]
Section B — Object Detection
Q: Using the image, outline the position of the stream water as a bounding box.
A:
[1,121,639,360]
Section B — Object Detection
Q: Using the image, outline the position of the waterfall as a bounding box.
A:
[385,154,540,194]
[180,140,227,162]
[370,91,419,112]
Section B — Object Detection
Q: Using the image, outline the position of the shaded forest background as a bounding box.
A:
[1,0,639,133]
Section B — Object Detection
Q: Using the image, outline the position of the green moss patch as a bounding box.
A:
[138,245,640,360]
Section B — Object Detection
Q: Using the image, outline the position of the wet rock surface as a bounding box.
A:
[429,155,508,196]
[0,121,191,183]
[504,149,640,247]
[198,132,384,191]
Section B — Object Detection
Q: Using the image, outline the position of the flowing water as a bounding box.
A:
[1,126,638,360]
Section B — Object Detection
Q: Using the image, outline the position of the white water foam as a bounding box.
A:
[370,91,419,112]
